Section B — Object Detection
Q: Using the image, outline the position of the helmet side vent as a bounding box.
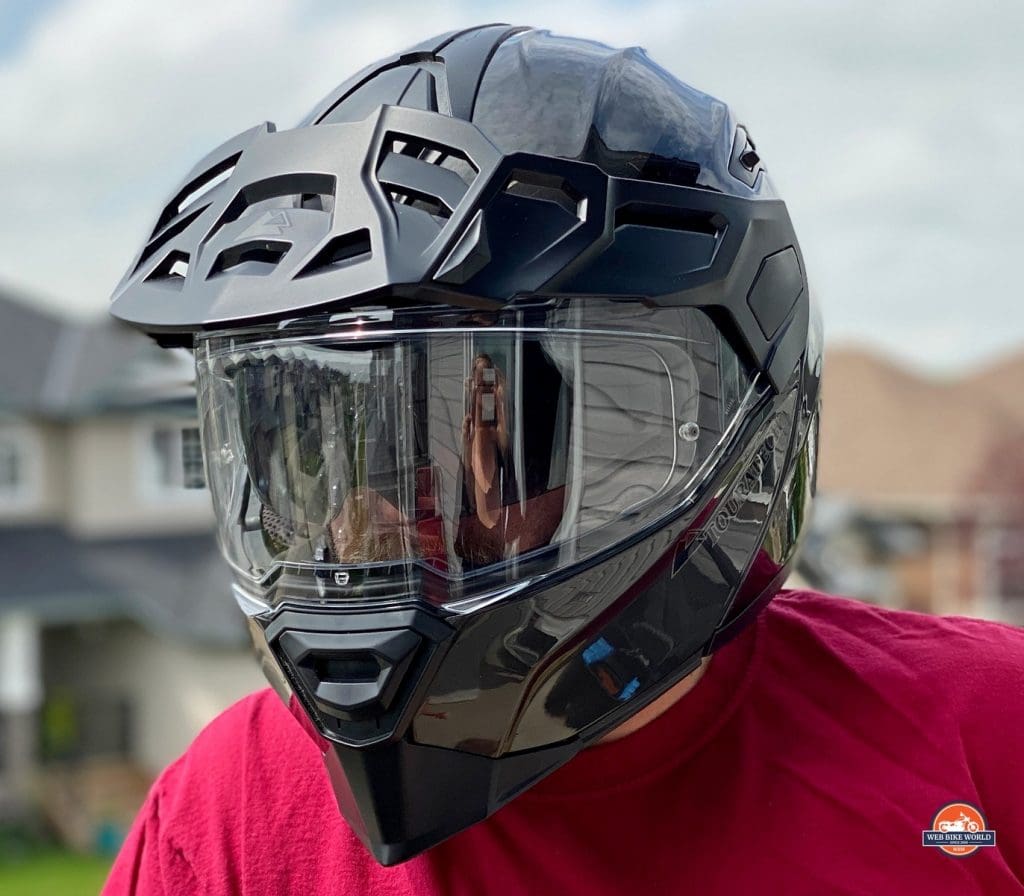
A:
[504,170,585,221]
[614,204,722,236]
[556,204,723,295]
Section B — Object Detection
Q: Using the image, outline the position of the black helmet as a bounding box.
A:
[111,25,822,865]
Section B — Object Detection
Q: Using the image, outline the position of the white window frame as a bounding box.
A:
[135,418,208,504]
[0,422,43,512]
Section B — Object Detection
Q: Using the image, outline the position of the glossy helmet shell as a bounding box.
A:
[111,25,822,864]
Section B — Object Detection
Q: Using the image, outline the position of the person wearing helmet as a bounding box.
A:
[102,25,1024,894]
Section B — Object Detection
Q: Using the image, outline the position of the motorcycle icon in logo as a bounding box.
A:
[937,812,980,834]
[922,802,996,857]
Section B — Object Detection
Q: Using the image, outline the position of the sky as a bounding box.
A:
[1,0,1021,373]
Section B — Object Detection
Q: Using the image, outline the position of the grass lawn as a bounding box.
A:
[0,850,112,896]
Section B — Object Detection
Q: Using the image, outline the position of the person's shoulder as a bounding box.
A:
[186,686,321,762]
[149,687,327,833]
[761,590,1024,878]
[107,691,373,893]
[762,589,1024,710]
[766,588,1024,660]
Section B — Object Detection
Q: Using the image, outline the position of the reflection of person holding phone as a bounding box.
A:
[462,353,511,530]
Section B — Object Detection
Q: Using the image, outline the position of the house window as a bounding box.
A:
[143,422,206,494]
[0,439,21,492]
[0,423,41,508]
[40,690,133,762]
[181,427,206,489]
[997,523,1024,604]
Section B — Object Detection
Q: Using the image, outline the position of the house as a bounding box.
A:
[0,289,264,839]
[804,345,1024,622]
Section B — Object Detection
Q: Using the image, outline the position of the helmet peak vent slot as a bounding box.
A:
[153,151,242,236]
[298,229,373,277]
[387,187,452,222]
[206,172,337,245]
[134,204,208,273]
[144,250,191,286]
[384,133,478,186]
[209,239,290,278]
[377,133,479,223]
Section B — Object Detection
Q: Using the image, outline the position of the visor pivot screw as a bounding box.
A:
[679,422,700,442]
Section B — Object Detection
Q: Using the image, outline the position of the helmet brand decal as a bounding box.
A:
[672,420,782,577]
[242,209,292,238]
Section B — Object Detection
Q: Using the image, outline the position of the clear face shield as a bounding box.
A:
[195,300,764,611]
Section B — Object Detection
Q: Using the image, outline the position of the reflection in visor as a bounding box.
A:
[196,302,762,605]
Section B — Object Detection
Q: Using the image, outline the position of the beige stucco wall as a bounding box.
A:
[65,415,214,537]
[45,621,267,774]
[0,419,67,525]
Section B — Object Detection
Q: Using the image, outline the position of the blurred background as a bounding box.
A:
[1,0,1021,890]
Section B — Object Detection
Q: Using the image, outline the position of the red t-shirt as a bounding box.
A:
[103,591,1024,894]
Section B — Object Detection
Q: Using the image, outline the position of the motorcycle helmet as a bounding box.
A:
[110,24,822,865]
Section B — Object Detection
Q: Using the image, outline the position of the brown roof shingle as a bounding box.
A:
[818,345,1024,510]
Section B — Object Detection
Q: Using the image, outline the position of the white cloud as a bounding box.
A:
[1,0,1021,372]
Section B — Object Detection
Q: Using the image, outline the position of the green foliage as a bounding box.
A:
[0,818,50,861]
[0,850,112,896]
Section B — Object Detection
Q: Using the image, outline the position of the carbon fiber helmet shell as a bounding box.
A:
[110,25,823,865]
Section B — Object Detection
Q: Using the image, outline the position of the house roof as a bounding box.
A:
[0,288,195,418]
[818,345,1024,509]
[954,352,1024,429]
[0,289,65,412]
[0,526,246,646]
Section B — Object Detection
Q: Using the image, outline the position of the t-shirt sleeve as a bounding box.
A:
[952,616,1024,882]
[101,769,198,896]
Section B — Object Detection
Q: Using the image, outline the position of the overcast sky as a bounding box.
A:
[1,0,1021,372]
